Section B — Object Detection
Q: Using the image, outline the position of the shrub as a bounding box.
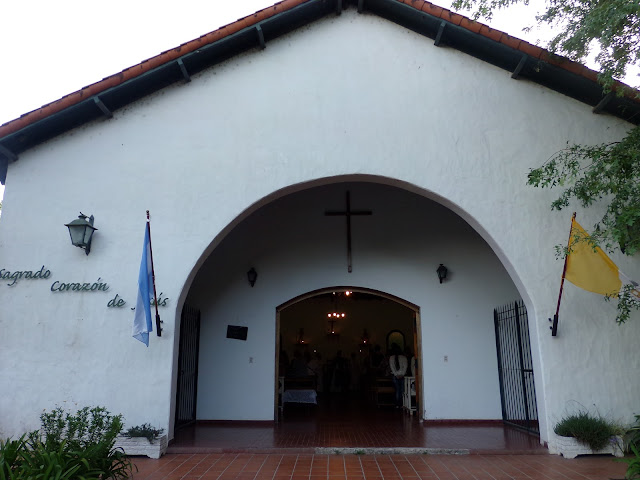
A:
[0,406,134,480]
[619,443,640,479]
[625,414,640,452]
[16,439,104,480]
[37,405,132,479]
[39,406,122,450]
[124,423,164,443]
[554,410,622,451]
[0,435,27,479]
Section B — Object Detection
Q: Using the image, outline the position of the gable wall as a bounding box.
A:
[0,10,638,447]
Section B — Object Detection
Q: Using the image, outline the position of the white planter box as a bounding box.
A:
[551,435,624,459]
[114,435,168,459]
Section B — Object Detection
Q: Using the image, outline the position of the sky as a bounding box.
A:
[0,0,554,127]
[0,0,635,202]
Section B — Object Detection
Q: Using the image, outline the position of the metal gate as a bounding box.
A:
[494,300,539,434]
[175,304,201,431]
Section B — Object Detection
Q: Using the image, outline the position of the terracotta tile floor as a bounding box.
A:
[133,398,626,480]
[130,453,628,480]
[132,395,629,478]
[168,420,544,454]
[168,395,545,454]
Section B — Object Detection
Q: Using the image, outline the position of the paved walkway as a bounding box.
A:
[170,402,545,454]
[168,422,545,454]
[130,453,628,480]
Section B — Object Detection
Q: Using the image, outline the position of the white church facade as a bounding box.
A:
[0,0,639,452]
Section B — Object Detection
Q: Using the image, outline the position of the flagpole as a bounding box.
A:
[550,212,576,336]
[146,210,162,337]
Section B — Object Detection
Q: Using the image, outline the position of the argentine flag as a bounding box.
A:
[133,225,153,346]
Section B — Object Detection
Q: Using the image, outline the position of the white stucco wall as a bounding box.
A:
[0,9,638,447]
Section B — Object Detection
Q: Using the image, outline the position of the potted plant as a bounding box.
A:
[114,423,167,459]
[551,410,624,459]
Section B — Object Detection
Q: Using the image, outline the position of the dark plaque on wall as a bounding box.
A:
[227,325,248,341]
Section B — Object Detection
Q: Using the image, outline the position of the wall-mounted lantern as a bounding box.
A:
[65,213,97,255]
[247,267,258,287]
[436,263,448,284]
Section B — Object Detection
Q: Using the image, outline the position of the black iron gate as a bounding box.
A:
[175,304,201,431]
[494,300,539,434]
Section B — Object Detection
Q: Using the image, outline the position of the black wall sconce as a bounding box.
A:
[65,213,97,255]
[436,263,448,284]
[247,267,258,287]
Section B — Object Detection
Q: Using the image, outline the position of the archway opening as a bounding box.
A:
[276,287,422,423]
[171,179,541,450]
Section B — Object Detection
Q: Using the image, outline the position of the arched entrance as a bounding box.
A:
[171,177,542,448]
[275,287,423,423]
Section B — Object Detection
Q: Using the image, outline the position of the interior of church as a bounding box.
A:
[278,290,418,418]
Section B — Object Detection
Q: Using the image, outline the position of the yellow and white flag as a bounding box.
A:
[565,218,639,299]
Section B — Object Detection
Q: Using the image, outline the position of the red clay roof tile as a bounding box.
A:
[459,16,482,34]
[479,24,503,43]
[500,34,522,51]
[1,0,636,140]
[554,58,585,77]
[538,50,556,63]
[441,10,464,26]
[420,3,444,18]
[517,41,543,59]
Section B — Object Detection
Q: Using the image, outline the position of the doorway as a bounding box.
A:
[275,287,423,423]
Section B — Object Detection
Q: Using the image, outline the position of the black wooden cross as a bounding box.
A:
[324,191,372,273]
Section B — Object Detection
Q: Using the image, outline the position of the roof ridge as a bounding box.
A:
[0,0,637,140]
